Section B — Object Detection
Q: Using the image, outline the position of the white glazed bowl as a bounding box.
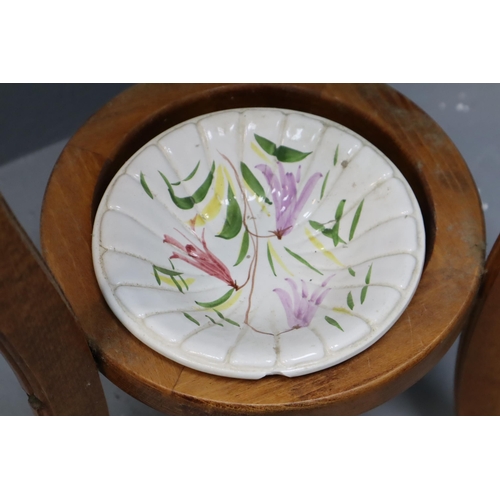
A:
[92,108,425,379]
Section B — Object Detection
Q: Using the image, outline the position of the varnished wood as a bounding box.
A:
[0,193,108,415]
[456,234,500,415]
[40,84,485,415]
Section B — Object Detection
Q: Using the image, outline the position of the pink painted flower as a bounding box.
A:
[274,275,334,329]
[255,162,322,239]
[163,229,238,289]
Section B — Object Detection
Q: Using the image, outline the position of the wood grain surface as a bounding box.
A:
[0,193,108,415]
[40,84,485,415]
[456,234,500,415]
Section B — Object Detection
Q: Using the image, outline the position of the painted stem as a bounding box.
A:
[218,152,260,325]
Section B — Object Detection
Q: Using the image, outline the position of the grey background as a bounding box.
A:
[0,83,497,416]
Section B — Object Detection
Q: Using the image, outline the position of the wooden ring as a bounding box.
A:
[41,84,485,415]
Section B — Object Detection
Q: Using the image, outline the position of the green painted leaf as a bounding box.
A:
[183,161,200,182]
[348,267,356,277]
[332,228,339,246]
[170,275,184,293]
[334,144,339,166]
[224,317,240,327]
[179,275,189,291]
[216,183,242,240]
[254,134,277,156]
[184,313,200,326]
[309,220,325,232]
[325,316,344,331]
[365,263,373,285]
[332,199,347,247]
[195,289,234,308]
[347,291,354,310]
[284,247,323,275]
[234,230,250,266]
[332,222,342,246]
[153,267,161,285]
[320,170,330,200]
[322,227,334,238]
[310,220,336,239]
[205,315,224,327]
[360,286,368,304]
[159,162,215,210]
[171,163,200,187]
[192,161,216,204]
[214,309,240,327]
[153,265,183,277]
[267,241,276,277]
[213,309,225,320]
[159,171,194,210]
[335,199,346,221]
[140,172,154,199]
[154,265,185,293]
[254,134,312,163]
[240,162,272,204]
[349,199,364,241]
[275,145,312,163]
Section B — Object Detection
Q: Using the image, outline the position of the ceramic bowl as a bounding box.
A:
[92,108,425,379]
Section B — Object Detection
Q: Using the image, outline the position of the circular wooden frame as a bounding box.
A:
[41,84,485,415]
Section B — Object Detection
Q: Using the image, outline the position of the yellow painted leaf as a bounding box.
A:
[251,142,272,163]
[332,307,353,315]
[189,214,206,228]
[197,166,225,223]
[210,289,242,311]
[222,166,238,195]
[159,276,195,288]
[304,227,343,266]
[268,241,294,276]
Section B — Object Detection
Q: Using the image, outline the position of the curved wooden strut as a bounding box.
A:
[456,234,500,416]
[0,193,108,416]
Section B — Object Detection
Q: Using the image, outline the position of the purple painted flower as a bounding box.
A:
[274,275,334,329]
[163,229,238,289]
[256,162,322,239]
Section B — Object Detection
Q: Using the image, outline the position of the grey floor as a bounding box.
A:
[1,84,498,415]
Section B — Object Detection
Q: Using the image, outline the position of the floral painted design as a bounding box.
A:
[255,162,322,239]
[274,275,334,329]
[163,229,238,290]
[140,133,369,336]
